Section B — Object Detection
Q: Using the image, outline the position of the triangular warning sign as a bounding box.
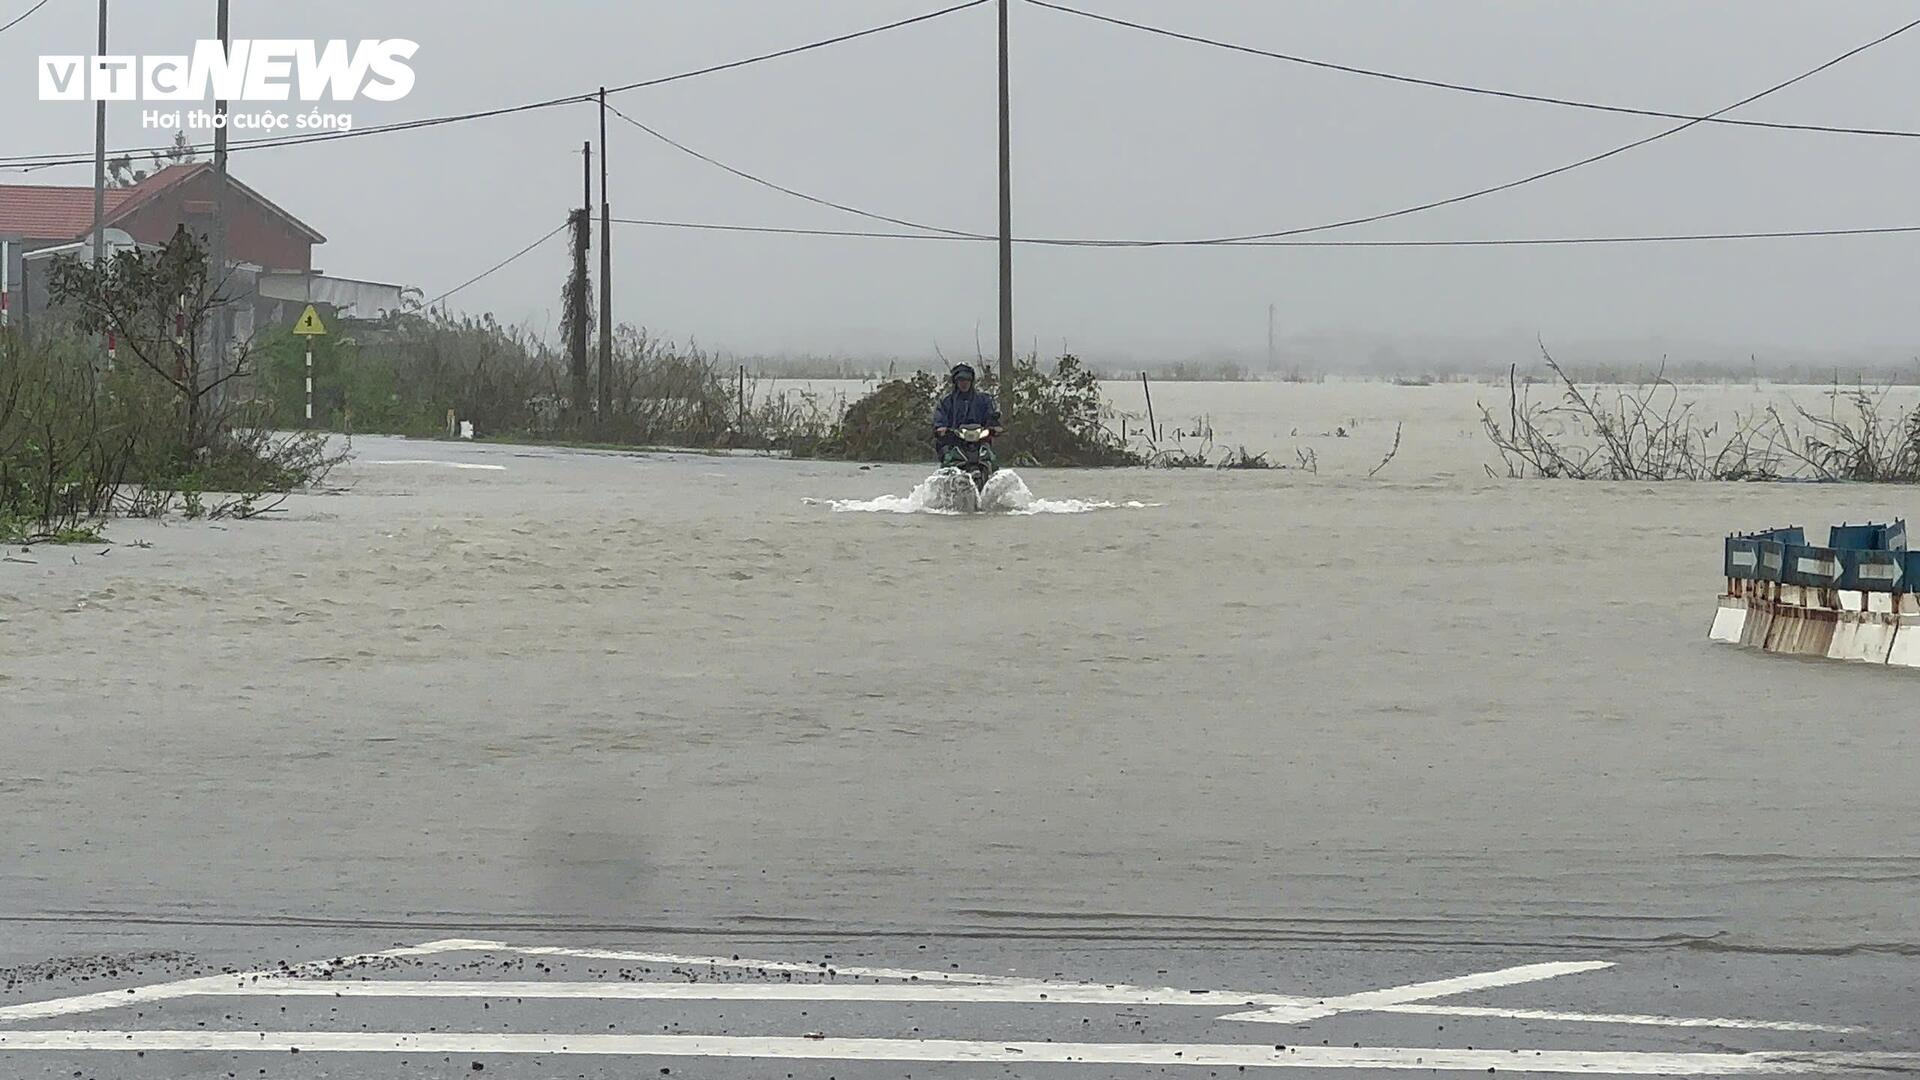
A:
[292,304,327,336]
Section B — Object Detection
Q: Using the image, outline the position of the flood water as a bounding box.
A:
[2,382,1916,958]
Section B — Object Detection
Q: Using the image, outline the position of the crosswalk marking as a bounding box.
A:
[1220,960,1610,1023]
[0,935,1865,1059]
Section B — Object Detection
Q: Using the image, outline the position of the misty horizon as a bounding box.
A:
[5,1,1919,363]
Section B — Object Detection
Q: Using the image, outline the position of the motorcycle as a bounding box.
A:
[940,425,998,492]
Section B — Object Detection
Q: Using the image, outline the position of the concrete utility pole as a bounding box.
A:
[996,0,1014,399]
[210,0,231,389]
[597,87,612,423]
[91,0,107,265]
[1267,303,1276,371]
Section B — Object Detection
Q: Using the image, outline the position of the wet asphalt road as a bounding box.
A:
[2,923,1917,1077]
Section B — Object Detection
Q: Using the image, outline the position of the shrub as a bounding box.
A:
[816,356,1140,466]
[279,316,841,452]
[256,326,440,436]
[815,371,940,462]
[4,229,347,539]
[992,354,1140,466]
[0,332,120,538]
[349,311,560,437]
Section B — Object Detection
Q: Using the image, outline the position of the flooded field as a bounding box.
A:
[775,377,1920,480]
[2,382,1916,958]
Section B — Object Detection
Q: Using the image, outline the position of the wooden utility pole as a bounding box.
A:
[569,141,591,422]
[90,0,107,266]
[996,0,1014,400]
[597,87,613,423]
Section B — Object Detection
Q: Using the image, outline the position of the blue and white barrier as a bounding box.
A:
[1711,520,1919,669]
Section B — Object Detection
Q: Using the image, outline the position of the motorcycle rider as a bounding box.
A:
[931,363,1002,466]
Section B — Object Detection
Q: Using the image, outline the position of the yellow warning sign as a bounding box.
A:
[291,304,327,336]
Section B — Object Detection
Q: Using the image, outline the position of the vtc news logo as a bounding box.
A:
[39,40,418,102]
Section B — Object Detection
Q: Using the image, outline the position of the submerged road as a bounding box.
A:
[2,427,1917,1075]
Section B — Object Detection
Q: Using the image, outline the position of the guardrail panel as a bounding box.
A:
[1828,523,1885,551]
[1725,537,1760,580]
[1844,550,1907,592]
[1756,540,1788,582]
[1783,544,1845,588]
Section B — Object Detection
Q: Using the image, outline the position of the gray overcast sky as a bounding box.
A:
[6,1,1920,363]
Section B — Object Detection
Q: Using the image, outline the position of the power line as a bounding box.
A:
[433,212,1920,310]
[0,96,599,173]
[605,104,989,239]
[605,0,989,93]
[1021,11,1920,247]
[1024,0,1920,140]
[614,216,1920,247]
[616,217,980,241]
[1230,224,1920,247]
[424,220,568,307]
[610,6,1920,250]
[0,0,990,172]
[0,0,53,35]
[0,97,600,173]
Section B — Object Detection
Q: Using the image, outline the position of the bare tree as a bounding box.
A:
[49,225,253,456]
[108,130,197,188]
[1480,347,1787,481]
[1481,347,1920,483]
[1767,384,1920,482]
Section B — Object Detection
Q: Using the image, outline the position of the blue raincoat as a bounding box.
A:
[932,390,1001,431]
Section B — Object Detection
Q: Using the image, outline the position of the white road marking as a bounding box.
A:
[1376,1004,1855,1034]
[458,939,1063,986]
[467,943,1799,1030]
[1219,961,1611,1023]
[0,938,474,1023]
[364,460,506,470]
[0,1031,1908,1074]
[0,939,1853,1036]
[173,979,1303,1009]
[84,974,1857,1034]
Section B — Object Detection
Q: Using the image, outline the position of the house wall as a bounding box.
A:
[1,238,66,330]
[1,240,18,328]
[112,171,314,272]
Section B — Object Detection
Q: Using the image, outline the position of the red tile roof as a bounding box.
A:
[0,164,231,242]
[0,183,139,241]
[102,163,206,225]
